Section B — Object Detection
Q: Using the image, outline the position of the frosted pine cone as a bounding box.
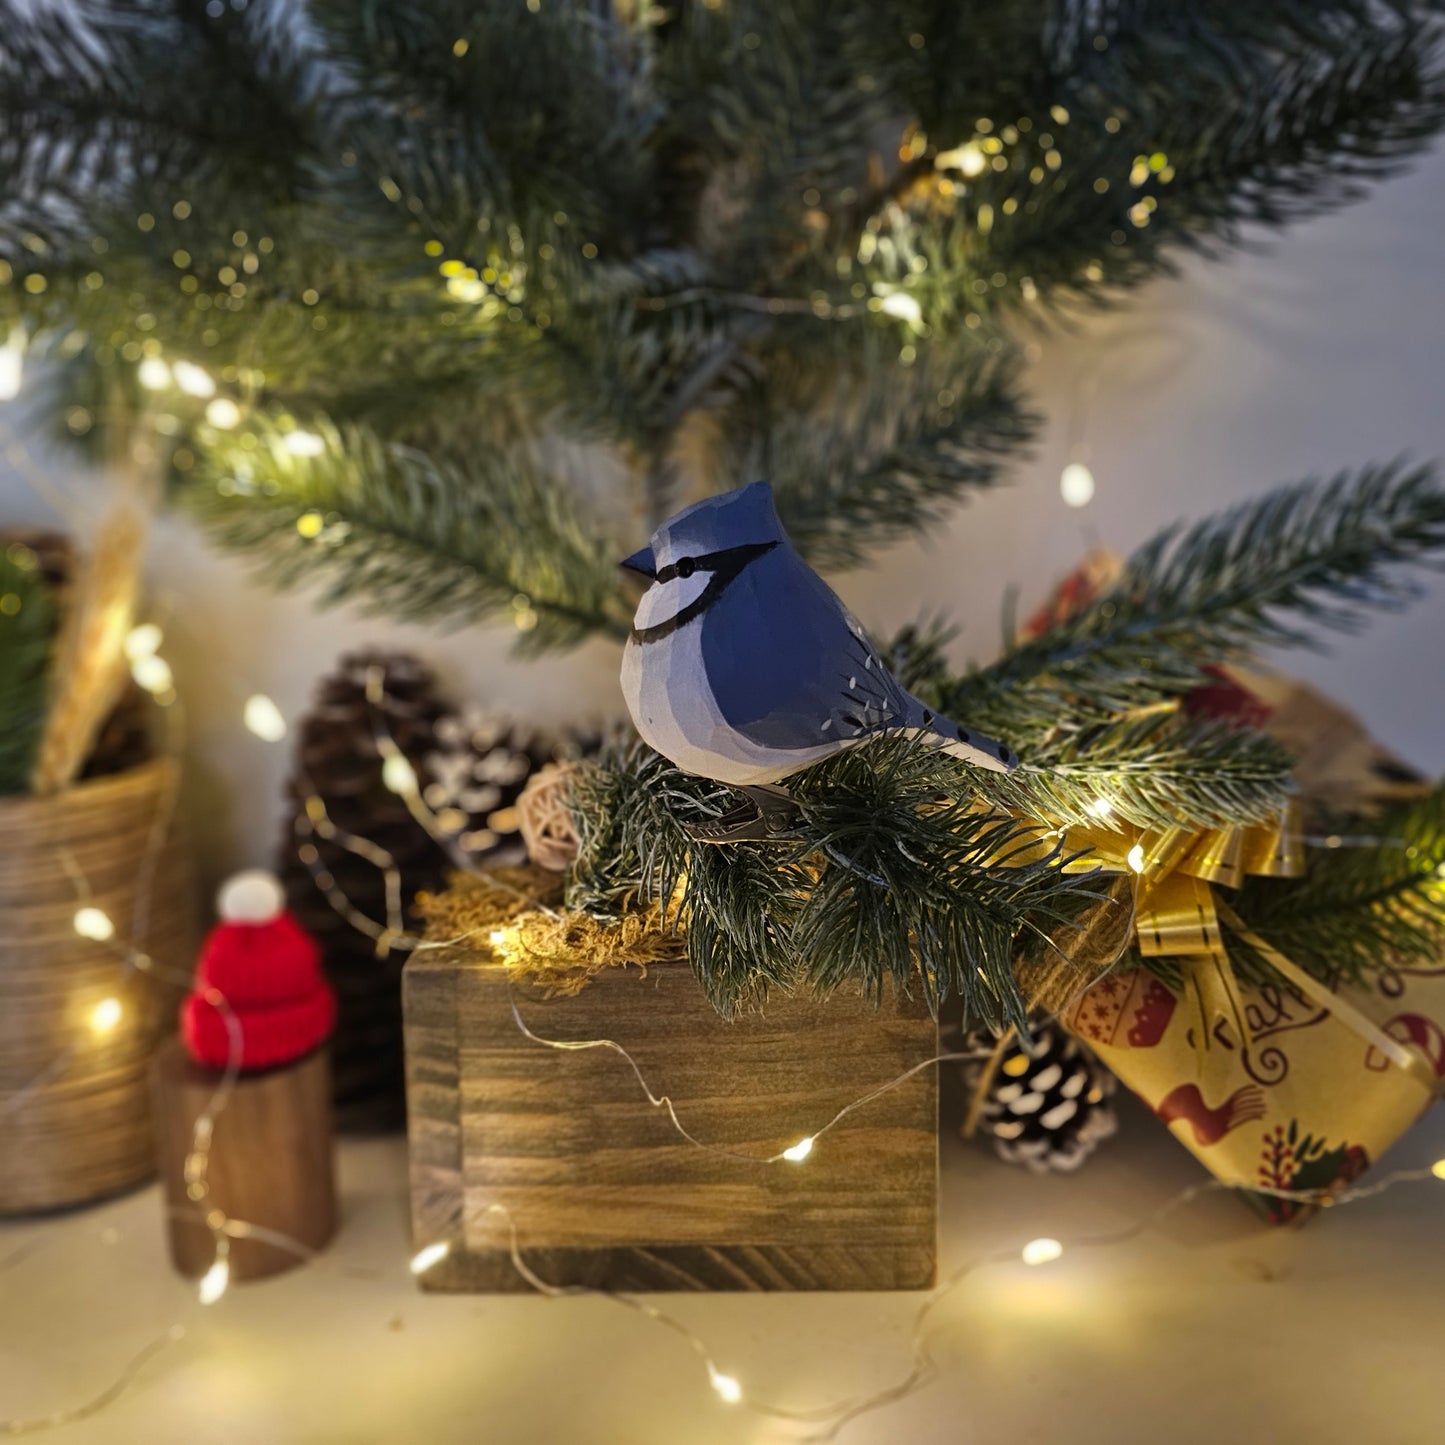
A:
[424,710,599,868]
[960,1013,1118,1173]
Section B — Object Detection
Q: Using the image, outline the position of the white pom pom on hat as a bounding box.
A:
[216,869,286,924]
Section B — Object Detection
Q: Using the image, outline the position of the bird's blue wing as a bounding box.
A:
[699,549,908,751]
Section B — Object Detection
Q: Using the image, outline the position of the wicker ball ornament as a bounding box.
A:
[960,1014,1118,1173]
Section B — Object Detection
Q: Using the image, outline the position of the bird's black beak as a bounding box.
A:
[619,544,657,580]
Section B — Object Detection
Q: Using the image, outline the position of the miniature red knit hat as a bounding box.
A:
[182,870,335,1072]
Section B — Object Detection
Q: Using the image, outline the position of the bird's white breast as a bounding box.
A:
[630,572,713,633]
[621,626,845,787]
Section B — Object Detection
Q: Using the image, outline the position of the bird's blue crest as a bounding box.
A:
[647,480,785,567]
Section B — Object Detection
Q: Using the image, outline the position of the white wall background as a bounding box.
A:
[4,146,1444,894]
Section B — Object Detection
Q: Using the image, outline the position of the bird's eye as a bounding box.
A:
[674,557,697,579]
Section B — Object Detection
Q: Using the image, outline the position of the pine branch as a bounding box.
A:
[0,551,58,795]
[785,739,1092,1027]
[0,0,319,251]
[6,0,1445,655]
[568,732,1094,1025]
[186,422,631,654]
[311,0,661,253]
[1224,787,1445,991]
[844,3,1445,326]
[940,462,1445,732]
[735,351,1038,571]
[652,0,898,282]
[966,712,1297,833]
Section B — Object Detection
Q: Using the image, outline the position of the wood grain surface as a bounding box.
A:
[152,1038,337,1280]
[405,953,938,1292]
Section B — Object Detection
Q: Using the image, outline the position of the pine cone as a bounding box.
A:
[274,651,452,1132]
[957,1013,1118,1173]
[424,709,599,869]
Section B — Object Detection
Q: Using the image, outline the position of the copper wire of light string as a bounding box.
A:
[3,638,1443,1435]
[361,663,470,877]
[0,689,244,1434]
[4,1157,1439,1438]
[502,986,994,1164]
[476,1200,876,1426]
[6,812,1445,1438]
[49,695,252,1297]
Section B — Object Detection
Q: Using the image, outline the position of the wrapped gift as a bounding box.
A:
[1059,674,1443,1221]
[1066,954,1444,1222]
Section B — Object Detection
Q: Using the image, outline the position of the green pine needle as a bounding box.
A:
[569,732,1095,1026]
[0,552,57,794]
[968,712,1298,833]
[909,461,1445,737]
[6,3,1444,650]
[1224,787,1445,992]
[187,421,632,654]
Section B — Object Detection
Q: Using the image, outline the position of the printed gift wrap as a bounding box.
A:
[1067,960,1445,1222]
[1060,669,1443,1222]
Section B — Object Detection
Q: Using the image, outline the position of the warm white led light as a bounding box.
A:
[171,360,216,398]
[1021,1237,1063,1267]
[205,397,242,429]
[73,907,116,942]
[131,654,174,695]
[90,996,124,1036]
[1431,1159,1445,1181]
[197,1258,230,1305]
[409,1241,450,1275]
[878,291,923,324]
[243,693,287,742]
[1060,462,1096,508]
[1084,797,1113,819]
[936,142,987,177]
[782,1136,815,1163]
[381,753,418,796]
[283,429,325,457]
[0,333,23,401]
[123,623,163,663]
[708,1367,743,1405]
[1127,843,1146,873]
[138,356,172,391]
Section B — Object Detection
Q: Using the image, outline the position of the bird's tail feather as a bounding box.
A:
[899,695,1018,774]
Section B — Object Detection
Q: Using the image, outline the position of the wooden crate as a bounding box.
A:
[404,951,938,1292]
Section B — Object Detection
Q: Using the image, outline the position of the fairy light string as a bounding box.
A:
[0,588,1441,1436]
[499,982,991,1166]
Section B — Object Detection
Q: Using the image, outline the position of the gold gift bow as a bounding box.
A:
[1055,804,1442,1097]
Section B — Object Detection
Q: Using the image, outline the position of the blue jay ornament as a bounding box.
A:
[620,481,1017,840]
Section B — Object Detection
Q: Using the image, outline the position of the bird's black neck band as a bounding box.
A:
[631,541,778,643]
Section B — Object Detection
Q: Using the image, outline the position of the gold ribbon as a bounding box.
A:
[1055,799,1441,1094]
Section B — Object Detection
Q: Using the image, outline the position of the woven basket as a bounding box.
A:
[0,758,194,1214]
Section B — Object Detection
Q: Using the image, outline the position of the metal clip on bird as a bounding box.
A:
[619,481,1017,842]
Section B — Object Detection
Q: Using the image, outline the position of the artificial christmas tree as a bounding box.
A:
[4,1,1444,654]
[4,1,1445,1258]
